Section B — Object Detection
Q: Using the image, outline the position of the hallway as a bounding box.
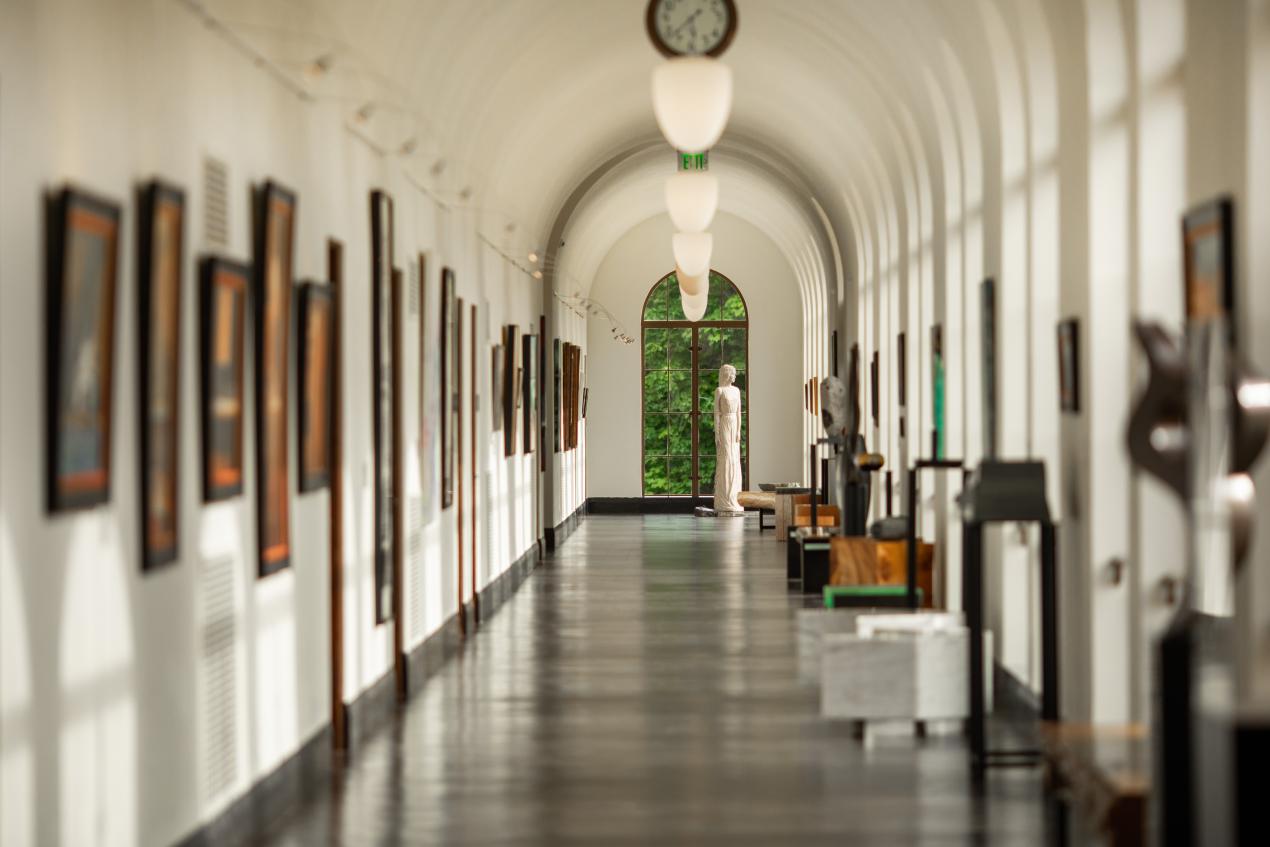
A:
[257,516,1049,846]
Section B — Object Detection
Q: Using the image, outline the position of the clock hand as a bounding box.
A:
[669,8,702,39]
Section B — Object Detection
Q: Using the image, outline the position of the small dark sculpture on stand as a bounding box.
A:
[820,345,881,536]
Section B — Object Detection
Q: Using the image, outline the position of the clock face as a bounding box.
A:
[648,0,736,58]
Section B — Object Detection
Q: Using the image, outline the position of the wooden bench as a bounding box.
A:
[738,491,776,531]
[1039,722,1149,847]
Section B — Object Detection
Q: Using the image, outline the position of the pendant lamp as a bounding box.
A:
[665,171,718,233]
[676,265,708,297]
[681,286,708,322]
[651,58,733,153]
[672,231,712,278]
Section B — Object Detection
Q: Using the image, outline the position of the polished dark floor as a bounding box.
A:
[257,515,1052,846]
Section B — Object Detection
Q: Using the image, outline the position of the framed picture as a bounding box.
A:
[440,267,458,508]
[832,329,840,378]
[582,387,589,420]
[538,317,547,470]
[46,186,121,513]
[1182,196,1235,344]
[522,333,538,454]
[897,332,907,441]
[502,325,519,456]
[253,180,295,577]
[200,257,248,502]
[870,352,879,428]
[1057,318,1080,413]
[931,323,945,459]
[491,345,504,431]
[137,181,184,569]
[298,282,333,492]
[981,278,997,459]
[553,339,562,453]
[370,190,395,622]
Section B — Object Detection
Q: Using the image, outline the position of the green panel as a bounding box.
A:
[669,369,693,413]
[643,328,668,368]
[643,370,669,413]
[643,456,670,495]
[667,328,693,369]
[667,414,693,455]
[667,457,693,494]
[643,414,669,456]
[721,328,746,368]
[698,326,723,369]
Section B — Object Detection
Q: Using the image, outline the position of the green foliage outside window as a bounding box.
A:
[642,271,749,496]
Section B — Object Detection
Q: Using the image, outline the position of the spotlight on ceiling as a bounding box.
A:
[532,269,544,280]
[528,251,539,263]
[430,159,447,177]
[651,57,733,153]
[398,137,418,156]
[459,187,473,201]
[354,103,375,124]
[303,53,333,81]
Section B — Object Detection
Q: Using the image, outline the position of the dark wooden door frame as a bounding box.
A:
[391,268,406,701]
[469,305,480,625]
[327,239,347,751]
[456,297,466,635]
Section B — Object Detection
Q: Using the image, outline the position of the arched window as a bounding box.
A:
[641,270,749,498]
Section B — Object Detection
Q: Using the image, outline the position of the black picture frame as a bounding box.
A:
[553,338,562,453]
[46,186,121,513]
[200,256,249,503]
[252,180,296,577]
[137,180,184,569]
[502,325,518,456]
[441,267,458,509]
[981,277,997,459]
[491,345,504,432]
[298,282,334,493]
[522,333,538,454]
[1057,318,1080,413]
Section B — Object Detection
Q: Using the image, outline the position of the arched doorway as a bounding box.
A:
[641,270,749,499]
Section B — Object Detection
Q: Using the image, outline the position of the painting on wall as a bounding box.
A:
[200,257,248,502]
[137,181,184,569]
[370,190,395,621]
[491,345,504,431]
[897,332,907,441]
[981,277,997,459]
[441,267,459,508]
[522,333,538,454]
[582,387,589,420]
[298,282,333,492]
[1057,318,1080,413]
[930,323,944,459]
[1182,196,1235,344]
[553,338,562,453]
[870,352,879,430]
[503,325,519,456]
[46,186,121,513]
[253,180,295,577]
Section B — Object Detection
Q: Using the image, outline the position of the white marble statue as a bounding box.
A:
[713,364,744,514]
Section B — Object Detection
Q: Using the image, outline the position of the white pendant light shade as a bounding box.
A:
[672,231,712,278]
[676,265,708,296]
[651,58,733,153]
[681,286,708,322]
[665,172,718,233]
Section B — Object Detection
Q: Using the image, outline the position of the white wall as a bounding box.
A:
[0,2,541,846]
[585,212,803,497]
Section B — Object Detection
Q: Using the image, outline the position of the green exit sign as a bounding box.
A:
[678,151,709,171]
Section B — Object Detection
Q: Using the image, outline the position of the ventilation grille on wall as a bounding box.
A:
[408,260,421,316]
[409,495,424,644]
[200,553,239,803]
[203,156,230,249]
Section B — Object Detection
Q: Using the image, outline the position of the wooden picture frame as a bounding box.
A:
[370,190,395,622]
[502,325,519,456]
[200,257,248,502]
[298,282,333,492]
[1057,318,1080,413]
[441,267,459,508]
[491,345,504,432]
[981,278,997,458]
[1182,196,1235,345]
[137,181,184,569]
[553,339,562,453]
[522,333,538,454]
[253,180,295,577]
[46,186,121,513]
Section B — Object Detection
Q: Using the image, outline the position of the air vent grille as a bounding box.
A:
[200,553,239,802]
[203,156,229,249]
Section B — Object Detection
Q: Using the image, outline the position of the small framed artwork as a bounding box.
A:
[491,345,504,432]
[1182,196,1235,344]
[199,256,249,502]
[137,181,184,569]
[897,332,907,407]
[870,352,879,428]
[370,190,395,621]
[298,282,334,492]
[503,325,519,456]
[46,186,121,513]
[981,278,997,459]
[1057,318,1080,413]
[931,324,945,459]
[253,180,296,577]
[582,387,589,419]
[522,333,538,454]
[553,339,562,453]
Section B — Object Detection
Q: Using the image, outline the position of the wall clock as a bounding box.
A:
[646,0,738,58]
